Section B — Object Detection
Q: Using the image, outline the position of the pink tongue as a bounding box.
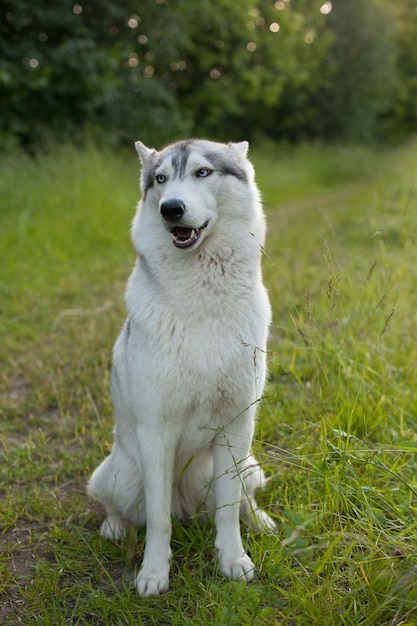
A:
[174,227,194,239]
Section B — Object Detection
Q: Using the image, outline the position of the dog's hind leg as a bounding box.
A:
[239,456,275,530]
[88,443,144,541]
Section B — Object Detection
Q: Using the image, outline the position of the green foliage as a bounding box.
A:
[0,1,121,146]
[1,0,416,148]
[312,0,397,142]
[383,0,417,140]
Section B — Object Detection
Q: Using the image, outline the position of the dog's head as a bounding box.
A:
[133,139,261,252]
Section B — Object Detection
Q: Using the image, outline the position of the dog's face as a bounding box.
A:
[134,139,256,251]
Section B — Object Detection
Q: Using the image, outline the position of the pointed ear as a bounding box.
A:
[135,140,156,166]
[229,140,249,159]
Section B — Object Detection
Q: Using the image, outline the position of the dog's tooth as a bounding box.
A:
[190,229,195,239]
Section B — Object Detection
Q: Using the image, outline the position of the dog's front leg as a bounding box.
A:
[135,429,175,596]
[213,432,255,582]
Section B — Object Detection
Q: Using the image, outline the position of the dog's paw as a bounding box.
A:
[100,514,128,541]
[254,508,276,531]
[136,567,170,597]
[219,553,255,582]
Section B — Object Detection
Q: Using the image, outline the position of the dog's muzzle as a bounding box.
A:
[160,199,209,249]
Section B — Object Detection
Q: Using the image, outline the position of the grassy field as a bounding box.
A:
[1,139,417,625]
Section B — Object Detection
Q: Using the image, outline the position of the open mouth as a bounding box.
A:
[171,219,209,249]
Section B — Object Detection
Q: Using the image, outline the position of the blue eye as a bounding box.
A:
[196,168,212,178]
[155,173,167,184]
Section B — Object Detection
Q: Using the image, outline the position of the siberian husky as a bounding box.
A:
[88,138,274,596]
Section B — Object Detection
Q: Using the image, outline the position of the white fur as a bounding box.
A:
[87,139,274,596]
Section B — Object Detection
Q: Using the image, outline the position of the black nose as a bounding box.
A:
[160,199,185,222]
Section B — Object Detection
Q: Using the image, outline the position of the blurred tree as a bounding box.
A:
[0,0,122,146]
[0,0,335,147]
[382,0,417,140]
[144,0,332,141]
[116,0,333,142]
[264,0,334,140]
[0,0,414,148]
[311,0,396,142]
[0,0,187,147]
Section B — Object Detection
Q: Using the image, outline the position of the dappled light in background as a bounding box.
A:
[0,0,416,148]
[320,2,332,16]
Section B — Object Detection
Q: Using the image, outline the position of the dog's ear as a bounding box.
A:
[229,141,249,159]
[135,141,156,166]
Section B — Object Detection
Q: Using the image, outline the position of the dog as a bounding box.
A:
[87,138,274,596]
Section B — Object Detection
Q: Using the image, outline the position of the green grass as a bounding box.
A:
[2,139,417,625]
